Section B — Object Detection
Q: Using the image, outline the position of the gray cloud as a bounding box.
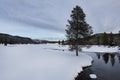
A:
[0,0,64,31]
[83,0,120,33]
[0,0,120,39]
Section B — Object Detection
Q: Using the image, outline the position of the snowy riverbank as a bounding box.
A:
[0,44,93,80]
[82,45,118,53]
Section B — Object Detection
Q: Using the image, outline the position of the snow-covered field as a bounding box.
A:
[0,44,92,80]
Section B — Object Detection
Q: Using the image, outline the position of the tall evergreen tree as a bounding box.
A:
[109,32,114,46]
[118,31,120,46]
[66,5,93,56]
[97,36,100,45]
[103,32,109,45]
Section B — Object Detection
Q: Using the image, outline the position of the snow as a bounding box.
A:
[82,46,118,53]
[89,74,97,79]
[0,44,92,80]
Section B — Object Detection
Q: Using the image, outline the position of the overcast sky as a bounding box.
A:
[0,0,120,40]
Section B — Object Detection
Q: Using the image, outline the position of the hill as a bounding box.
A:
[0,33,37,45]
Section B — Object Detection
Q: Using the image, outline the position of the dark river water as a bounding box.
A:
[75,52,120,80]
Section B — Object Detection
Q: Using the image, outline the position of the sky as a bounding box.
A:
[0,0,120,40]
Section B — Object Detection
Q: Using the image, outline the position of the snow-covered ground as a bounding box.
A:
[0,44,92,80]
[82,45,118,53]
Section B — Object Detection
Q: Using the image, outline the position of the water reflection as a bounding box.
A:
[96,53,120,66]
[96,53,101,59]
[110,54,115,66]
[117,55,120,63]
[103,53,109,64]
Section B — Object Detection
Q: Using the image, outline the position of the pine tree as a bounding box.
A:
[109,32,114,46]
[97,36,100,45]
[103,32,109,45]
[119,31,120,36]
[118,31,120,46]
[66,5,93,56]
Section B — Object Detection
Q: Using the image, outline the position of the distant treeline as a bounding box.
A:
[1,32,120,46]
[0,33,61,45]
[0,33,37,45]
[66,32,120,46]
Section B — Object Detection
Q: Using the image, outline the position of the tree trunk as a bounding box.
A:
[76,44,78,56]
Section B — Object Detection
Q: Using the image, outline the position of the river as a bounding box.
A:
[75,52,120,80]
